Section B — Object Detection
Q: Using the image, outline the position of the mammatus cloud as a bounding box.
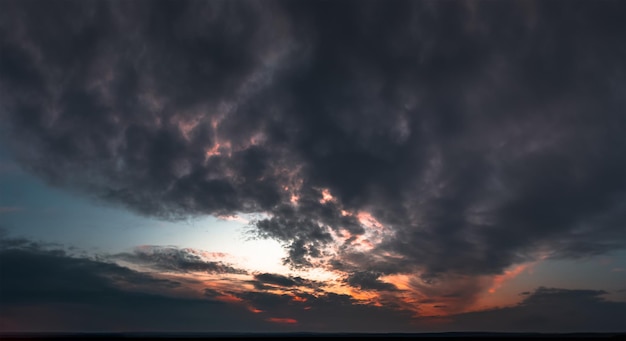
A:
[2,0,626,311]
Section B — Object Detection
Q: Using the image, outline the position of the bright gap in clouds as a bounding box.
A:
[212,215,289,274]
[0,162,288,274]
[0,158,332,283]
[145,213,291,275]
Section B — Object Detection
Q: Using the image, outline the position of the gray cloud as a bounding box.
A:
[434,287,626,333]
[2,234,626,333]
[230,291,419,332]
[0,235,423,332]
[1,0,626,305]
[0,249,269,332]
[254,273,308,288]
[0,237,184,306]
[345,271,399,292]
[113,245,247,275]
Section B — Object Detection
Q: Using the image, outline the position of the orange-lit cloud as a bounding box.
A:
[291,295,307,303]
[113,242,555,326]
[248,307,264,314]
[204,140,233,159]
[488,263,530,294]
[267,317,298,324]
[356,211,384,230]
[215,294,244,304]
[319,188,334,204]
[290,194,299,205]
[486,255,548,296]
[329,210,394,252]
[205,143,222,158]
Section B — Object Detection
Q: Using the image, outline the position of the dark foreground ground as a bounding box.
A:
[1,332,625,340]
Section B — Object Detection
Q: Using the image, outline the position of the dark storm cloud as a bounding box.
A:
[0,233,61,252]
[2,0,626,290]
[0,235,420,332]
[434,287,626,333]
[0,236,277,332]
[2,236,626,333]
[231,291,420,332]
[251,202,342,268]
[253,273,303,287]
[254,273,297,287]
[249,272,323,293]
[345,271,399,292]
[0,0,300,220]
[0,237,182,307]
[232,287,625,333]
[113,245,247,274]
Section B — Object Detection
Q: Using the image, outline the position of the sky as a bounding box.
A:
[1,0,626,334]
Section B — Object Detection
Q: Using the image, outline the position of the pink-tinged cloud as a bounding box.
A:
[248,307,264,314]
[488,264,530,294]
[356,211,384,230]
[267,317,298,324]
[214,294,244,304]
[319,188,335,204]
[291,295,307,303]
[2,0,626,333]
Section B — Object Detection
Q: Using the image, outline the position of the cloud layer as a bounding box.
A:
[113,245,247,275]
[1,236,624,332]
[1,0,626,310]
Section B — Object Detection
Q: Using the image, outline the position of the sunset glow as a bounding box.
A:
[1,0,625,335]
